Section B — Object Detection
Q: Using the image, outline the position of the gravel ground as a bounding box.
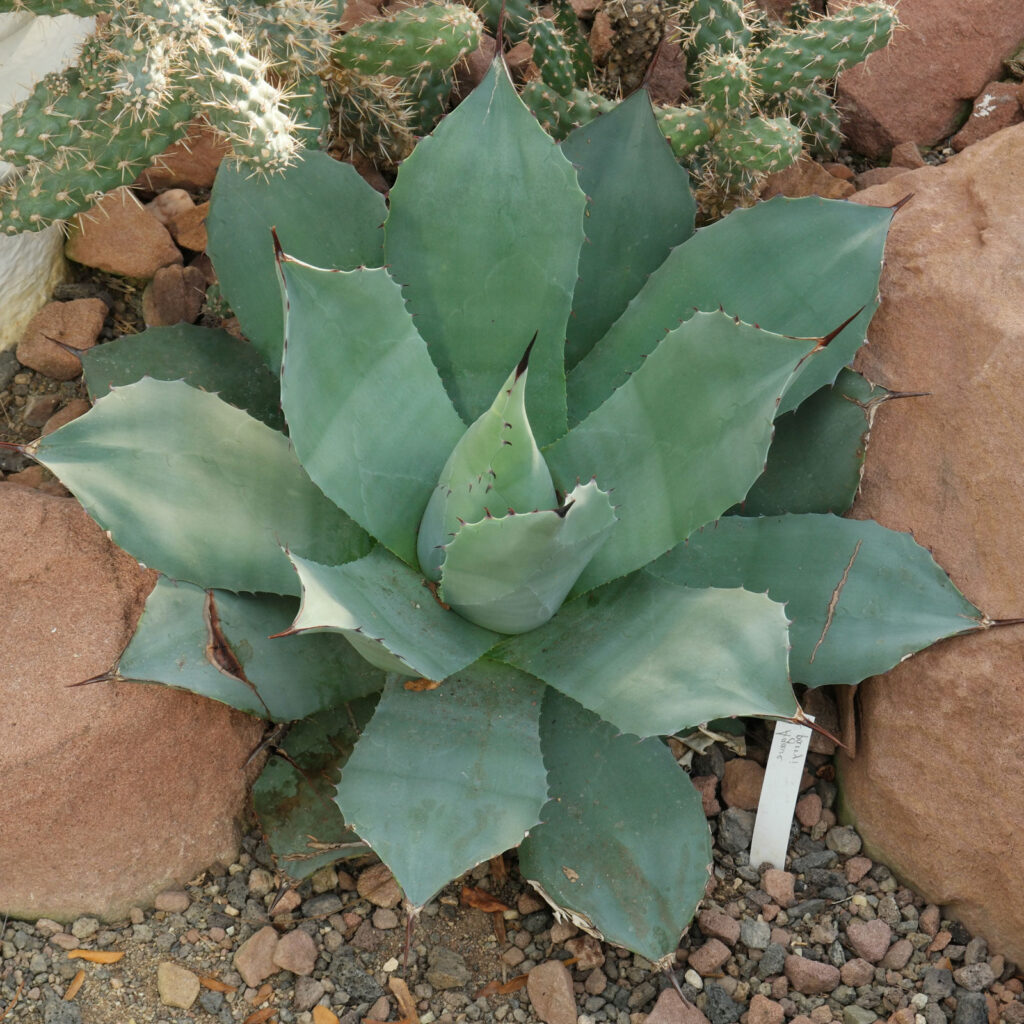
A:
[3,740,1022,1024]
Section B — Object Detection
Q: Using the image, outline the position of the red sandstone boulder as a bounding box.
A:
[0,487,263,922]
[836,123,1024,963]
[834,0,1024,157]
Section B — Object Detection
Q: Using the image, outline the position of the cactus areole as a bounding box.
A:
[32,59,987,964]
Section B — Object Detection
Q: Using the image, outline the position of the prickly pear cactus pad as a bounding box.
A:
[30,59,988,964]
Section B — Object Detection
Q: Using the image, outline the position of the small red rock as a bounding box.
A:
[146,189,194,226]
[42,398,91,436]
[854,166,913,190]
[689,938,731,975]
[951,81,1024,151]
[233,925,280,987]
[840,958,876,987]
[565,934,604,970]
[168,201,210,252]
[844,856,873,884]
[795,793,823,828]
[154,889,190,913]
[720,758,765,810]
[762,869,795,908]
[918,904,941,936]
[526,960,577,1024]
[23,394,61,427]
[880,938,913,970]
[748,994,786,1024]
[646,987,713,1024]
[356,862,403,908]
[137,119,232,191]
[846,919,892,963]
[272,927,317,975]
[350,919,382,951]
[698,908,740,946]
[927,930,952,954]
[691,774,721,816]
[16,298,107,380]
[142,264,207,327]
[784,955,841,994]
[889,141,927,169]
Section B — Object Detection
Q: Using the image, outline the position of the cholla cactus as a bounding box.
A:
[522,0,896,214]
[0,0,482,234]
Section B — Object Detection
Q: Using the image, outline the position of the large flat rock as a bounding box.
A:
[837,124,1024,962]
[0,487,263,922]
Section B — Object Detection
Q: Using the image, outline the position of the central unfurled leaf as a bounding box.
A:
[286,546,498,680]
[334,664,549,908]
[439,480,617,633]
[418,349,556,581]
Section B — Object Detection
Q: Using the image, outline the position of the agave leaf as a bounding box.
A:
[439,480,617,634]
[208,150,387,369]
[738,369,889,516]
[107,577,386,721]
[278,259,466,567]
[568,196,893,424]
[546,310,810,594]
[286,546,499,680]
[494,571,794,737]
[253,697,379,881]
[33,379,370,595]
[384,58,586,446]
[560,89,696,371]
[333,664,549,908]
[82,323,285,430]
[417,349,556,581]
[519,690,712,964]
[647,514,985,687]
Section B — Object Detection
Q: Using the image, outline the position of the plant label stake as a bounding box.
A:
[749,714,815,870]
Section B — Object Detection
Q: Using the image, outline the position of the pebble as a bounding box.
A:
[847,919,893,963]
[691,938,732,975]
[154,889,190,913]
[273,927,318,976]
[156,961,200,1008]
[234,924,281,987]
[526,960,576,1024]
[356,863,403,908]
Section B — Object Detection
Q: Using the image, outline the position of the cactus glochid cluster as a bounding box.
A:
[518,0,897,208]
[0,0,483,234]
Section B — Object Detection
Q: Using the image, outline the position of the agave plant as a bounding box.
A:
[27,59,987,964]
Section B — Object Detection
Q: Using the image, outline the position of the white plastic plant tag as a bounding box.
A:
[748,715,814,870]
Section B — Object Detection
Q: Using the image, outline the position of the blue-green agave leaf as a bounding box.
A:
[418,349,556,581]
[546,310,811,594]
[738,369,889,516]
[278,257,466,567]
[103,577,386,721]
[285,546,499,680]
[32,379,370,595]
[334,664,549,907]
[568,196,892,424]
[253,697,379,881]
[384,58,586,446]
[439,480,617,633]
[82,323,285,430]
[494,571,794,737]
[208,150,387,370]
[647,514,985,687]
[519,690,712,964]
[560,89,695,370]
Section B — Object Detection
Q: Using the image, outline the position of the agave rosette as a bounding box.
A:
[32,60,985,962]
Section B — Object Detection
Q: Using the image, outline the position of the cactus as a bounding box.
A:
[23,62,986,963]
[0,0,482,233]
[523,0,895,211]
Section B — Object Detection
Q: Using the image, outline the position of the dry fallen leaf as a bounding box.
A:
[475,957,578,1000]
[253,982,274,1004]
[389,976,420,1022]
[312,1007,340,1024]
[403,678,441,691]
[63,970,85,1001]
[492,910,507,945]
[489,854,508,883]
[199,976,237,993]
[243,1007,277,1024]
[67,950,125,964]
[460,885,510,913]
